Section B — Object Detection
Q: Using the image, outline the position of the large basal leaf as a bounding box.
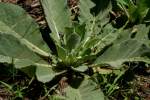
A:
[0,3,49,62]
[41,0,72,44]
[94,24,150,67]
[0,3,50,56]
[14,58,58,83]
[0,3,55,82]
[95,40,150,67]
[61,78,105,100]
[0,21,42,62]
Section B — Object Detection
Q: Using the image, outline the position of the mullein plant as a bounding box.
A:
[0,0,150,99]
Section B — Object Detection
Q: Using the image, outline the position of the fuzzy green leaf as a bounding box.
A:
[56,45,67,61]
[0,3,52,82]
[63,78,105,100]
[0,3,50,56]
[66,33,81,51]
[79,0,95,23]
[36,65,55,83]
[41,0,72,43]
[95,24,150,67]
